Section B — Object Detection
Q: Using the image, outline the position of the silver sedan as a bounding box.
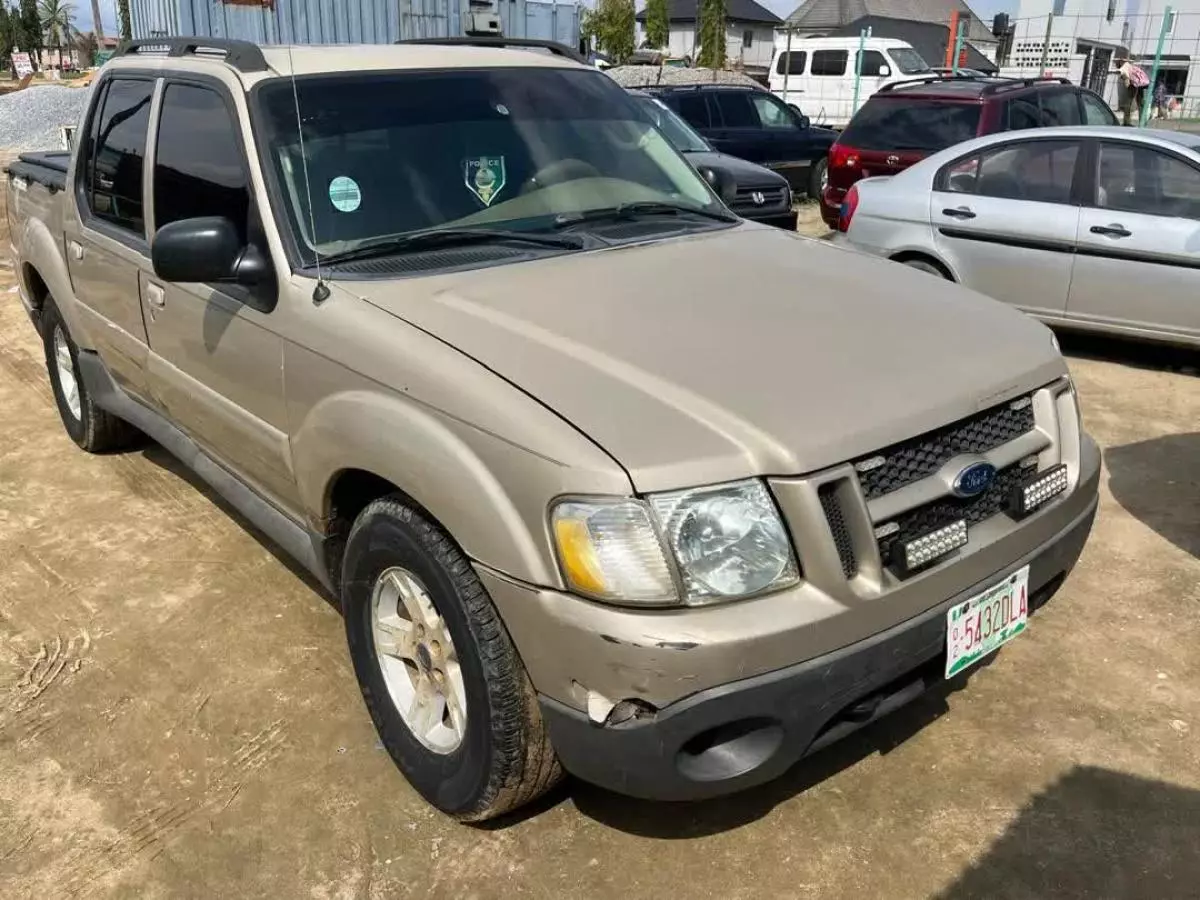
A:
[835,125,1200,348]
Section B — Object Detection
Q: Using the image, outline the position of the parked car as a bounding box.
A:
[834,126,1200,347]
[769,36,934,129]
[821,75,1119,228]
[629,91,798,229]
[644,84,838,196]
[7,36,1099,822]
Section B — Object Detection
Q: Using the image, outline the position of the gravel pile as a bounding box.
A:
[0,83,93,150]
[605,66,765,90]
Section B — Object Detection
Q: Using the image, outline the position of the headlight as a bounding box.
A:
[550,480,799,607]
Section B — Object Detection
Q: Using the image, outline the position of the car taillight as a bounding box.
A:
[829,142,860,171]
[837,184,860,233]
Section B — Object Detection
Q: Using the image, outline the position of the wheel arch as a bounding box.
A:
[889,250,957,281]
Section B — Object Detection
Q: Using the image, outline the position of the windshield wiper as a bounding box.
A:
[319,227,585,266]
[552,201,738,229]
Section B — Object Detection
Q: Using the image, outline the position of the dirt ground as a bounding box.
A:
[0,261,1197,900]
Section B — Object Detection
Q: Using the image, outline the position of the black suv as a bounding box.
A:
[645,84,839,198]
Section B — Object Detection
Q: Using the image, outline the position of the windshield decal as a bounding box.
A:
[464,156,507,207]
[329,176,362,213]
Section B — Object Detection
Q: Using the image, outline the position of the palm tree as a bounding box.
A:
[39,0,75,65]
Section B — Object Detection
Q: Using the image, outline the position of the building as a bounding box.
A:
[782,0,999,62]
[634,0,784,73]
[128,0,580,48]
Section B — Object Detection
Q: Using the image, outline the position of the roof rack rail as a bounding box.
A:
[114,37,270,73]
[395,37,588,66]
[876,73,997,93]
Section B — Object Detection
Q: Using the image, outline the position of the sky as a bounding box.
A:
[79,0,119,36]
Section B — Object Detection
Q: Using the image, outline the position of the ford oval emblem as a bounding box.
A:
[953,462,997,498]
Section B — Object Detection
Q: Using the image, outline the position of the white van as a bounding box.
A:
[769,36,933,129]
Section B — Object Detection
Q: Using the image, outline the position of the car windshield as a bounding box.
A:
[633,95,710,153]
[255,68,722,263]
[887,47,931,75]
[840,99,981,151]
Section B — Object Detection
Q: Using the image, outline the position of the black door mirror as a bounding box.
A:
[152,217,269,287]
[788,104,810,129]
[699,165,738,205]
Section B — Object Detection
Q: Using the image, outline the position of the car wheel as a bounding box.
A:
[902,259,949,279]
[41,300,140,453]
[808,158,828,199]
[341,496,562,821]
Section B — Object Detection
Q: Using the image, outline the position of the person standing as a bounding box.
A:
[1154,79,1167,119]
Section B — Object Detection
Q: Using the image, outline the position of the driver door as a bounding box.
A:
[142,76,300,513]
[931,137,1083,316]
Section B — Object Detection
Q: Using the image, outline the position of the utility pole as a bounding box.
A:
[1141,5,1173,126]
[1038,12,1055,74]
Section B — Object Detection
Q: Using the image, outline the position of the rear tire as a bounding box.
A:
[808,157,828,199]
[341,496,562,821]
[41,300,140,453]
[901,258,950,279]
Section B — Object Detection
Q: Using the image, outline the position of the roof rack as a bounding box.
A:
[114,37,269,73]
[395,37,588,66]
[876,73,998,92]
[877,73,1075,95]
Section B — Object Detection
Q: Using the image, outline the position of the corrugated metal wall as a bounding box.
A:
[130,0,579,47]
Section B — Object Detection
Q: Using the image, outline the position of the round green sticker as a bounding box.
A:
[329,176,362,213]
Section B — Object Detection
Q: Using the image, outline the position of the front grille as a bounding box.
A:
[730,185,789,213]
[855,398,1036,501]
[819,482,857,579]
[876,463,1028,566]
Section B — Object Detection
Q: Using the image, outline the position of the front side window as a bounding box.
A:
[944,140,1080,204]
[255,68,720,263]
[857,50,889,77]
[775,50,806,75]
[715,91,758,127]
[751,93,795,129]
[154,83,252,245]
[86,78,154,237]
[887,47,930,75]
[1039,89,1082,126]
[811,50,848,76]
[1096,142,1200,217]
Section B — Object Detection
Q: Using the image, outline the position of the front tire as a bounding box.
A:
[341,497,561,821]
[41,300,140,453]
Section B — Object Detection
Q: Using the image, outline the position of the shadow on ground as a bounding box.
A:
[936,767,1200,900]
[1105,432,1200,559]
[1056,330,1198,375]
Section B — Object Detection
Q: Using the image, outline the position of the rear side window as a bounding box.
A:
[154,83,251,245]
[941,140,1080,204]
[1039,90,1082,126]
[715,92,758,127]
[1006,97,1040,130]
[85,78,154,237]
[675,93,712,128]
[857,50,889,77]
[1081,92,1117,125]
[840,99,982,152]
[775,50,806,75]
[811,50,848,76]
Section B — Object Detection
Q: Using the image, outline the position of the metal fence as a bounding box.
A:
[1000,7,1200,127]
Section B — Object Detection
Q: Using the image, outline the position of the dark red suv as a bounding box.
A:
[820,76,1118,228]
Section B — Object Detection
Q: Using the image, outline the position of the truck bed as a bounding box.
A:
[8,151,70,192]
[5,150,69,254]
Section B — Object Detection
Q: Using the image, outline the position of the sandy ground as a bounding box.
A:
[0,263,1197,899]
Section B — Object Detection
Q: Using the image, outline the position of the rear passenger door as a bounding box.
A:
[142,76,299,513]
[1068,140,1200,343]
[65,76,156,400]
[931,138,1083,316]
[707,91,769,162]
[670,92,716,140]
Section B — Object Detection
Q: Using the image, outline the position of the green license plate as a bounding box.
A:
[945,566,1030,679]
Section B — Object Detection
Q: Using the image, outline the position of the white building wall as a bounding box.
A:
[641,22,776,66]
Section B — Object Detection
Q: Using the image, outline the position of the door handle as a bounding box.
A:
[146,283,166,308]
[942,207,976,219]
[69,240,84,261]
[1090,223,1131,238]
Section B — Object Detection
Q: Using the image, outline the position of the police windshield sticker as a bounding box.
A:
[464,157,506,207]
[329,176,362,213]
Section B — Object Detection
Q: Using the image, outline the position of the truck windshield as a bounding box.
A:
[887,47,930,75]
[255,68,723,263]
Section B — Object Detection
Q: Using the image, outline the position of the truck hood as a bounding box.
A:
[361,225,1066,492]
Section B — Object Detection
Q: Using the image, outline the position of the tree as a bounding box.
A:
[39,0,74,53]
[581,0,634,65]
[0,5,14,64]
[117,0,130,40]
[696,0,726,69]
[18,0,41,53]
[644,0,669,50]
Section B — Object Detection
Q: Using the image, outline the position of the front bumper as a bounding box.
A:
[538,489,1097,800]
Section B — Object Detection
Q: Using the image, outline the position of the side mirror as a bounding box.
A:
[878,64,891,77]
[699,165,738,205]
[152,217,268,287]
[788,104,810,129]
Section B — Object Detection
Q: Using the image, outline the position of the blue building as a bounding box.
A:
[129,0,580,49]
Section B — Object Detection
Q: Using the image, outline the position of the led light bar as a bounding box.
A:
[895,519,968,574]
[1011,464,1069,518]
